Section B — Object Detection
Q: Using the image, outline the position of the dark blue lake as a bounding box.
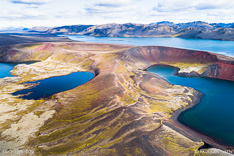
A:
[148,65,234,146]
[12,72,94,100]
[64,35,234,57]
[0,63,18,78]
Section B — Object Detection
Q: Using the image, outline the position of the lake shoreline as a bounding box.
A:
[65,34,234,58]
[12,71,94,100]
[170,91,234,152]
[146,64,234,153]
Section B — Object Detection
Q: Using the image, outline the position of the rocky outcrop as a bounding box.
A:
[202,62,234,81]
[46,25,94,34]
[178,27,234,41]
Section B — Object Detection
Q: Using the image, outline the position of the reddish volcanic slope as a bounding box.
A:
[124,46,234,81]
[203,62,234,81]
[124,46,218,64]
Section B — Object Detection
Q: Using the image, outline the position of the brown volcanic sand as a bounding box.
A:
[0,42,233,156]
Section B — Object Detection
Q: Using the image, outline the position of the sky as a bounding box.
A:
[0,0,233,28]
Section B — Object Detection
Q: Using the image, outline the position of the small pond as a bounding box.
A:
[12,72,94,100]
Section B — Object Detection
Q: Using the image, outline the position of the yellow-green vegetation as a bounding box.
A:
[0,76,54,154]
[114,61,140,105]
[153,126,203,156]
[137,87,192,118]
[30,50,53,61]
[33,111,45,117]
[15,43,42,50]
[161,135,202,155]
[146,100,173,116]
[0,42,211,155]
[118,74,139,106]
[29,74,133,155]
[171,33,183,37]
[18,73,38,83]
[98,53,118,68]
[161,62,211,74]
[80,58,94,70]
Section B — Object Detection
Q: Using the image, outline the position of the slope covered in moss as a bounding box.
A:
[0,42,233,155]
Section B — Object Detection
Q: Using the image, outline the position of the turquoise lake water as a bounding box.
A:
[0,63,18,78]
[12,72,94,100]
[0,63,93,100]
[148,65,234,146]
[65,35,234,57]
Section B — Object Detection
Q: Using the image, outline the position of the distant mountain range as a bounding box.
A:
[4,21,234,41]
[43,21,234,41]
[0,26,27,32]
[153,21,234,28]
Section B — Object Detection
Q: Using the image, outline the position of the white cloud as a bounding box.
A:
[154,0,192,12]
[0,7,49,20]
[94,0,135,7]
[9,0,52,5]
[153,0,234,12]
[85,0,138,16]
[151,0,234,23]
[0,0,233,27]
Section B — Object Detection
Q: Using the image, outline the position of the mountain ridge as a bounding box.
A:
[39,21,234,41]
